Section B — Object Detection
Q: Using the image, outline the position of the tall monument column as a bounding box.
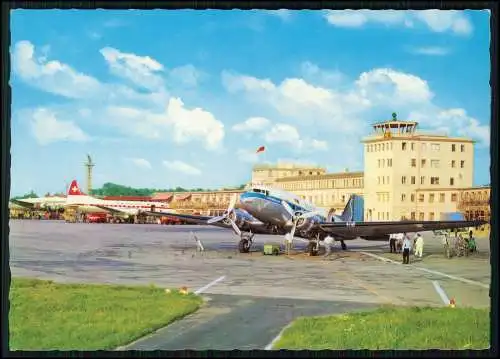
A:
[84,154,95,194]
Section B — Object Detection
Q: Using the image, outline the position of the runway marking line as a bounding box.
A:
[264,321,294,350]
[360,252,489,289]
[432,280,450,305]
[194,276,226,295]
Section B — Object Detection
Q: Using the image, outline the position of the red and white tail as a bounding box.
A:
[67,180,84,196]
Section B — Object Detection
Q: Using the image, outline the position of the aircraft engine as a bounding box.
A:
[295,216,320,236]
[223,210,247,229]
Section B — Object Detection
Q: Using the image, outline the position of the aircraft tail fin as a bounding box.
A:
[67,180,84,196]
[340,194,364,222]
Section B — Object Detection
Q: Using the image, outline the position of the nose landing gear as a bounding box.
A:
[238,232,255,253]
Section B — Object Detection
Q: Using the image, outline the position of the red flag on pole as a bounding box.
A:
[256,146,265,153]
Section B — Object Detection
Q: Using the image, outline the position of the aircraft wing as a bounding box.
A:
[10,199,35,209]
[93,205,130,216]
[318,219,486,239]
[142,210,269,233]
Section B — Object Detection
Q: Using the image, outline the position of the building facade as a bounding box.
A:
[457,186,491,221]
[273,171,364,212]
[150,114,487,221]
[251,163,327,186]
[362,114,475,221]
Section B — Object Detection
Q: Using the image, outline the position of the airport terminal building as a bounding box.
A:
[248,114,490,222]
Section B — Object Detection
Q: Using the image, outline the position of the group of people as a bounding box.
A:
[443,230,477,257]
[389,232,425,264]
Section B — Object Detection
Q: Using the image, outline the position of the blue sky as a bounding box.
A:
[10,9,491,196]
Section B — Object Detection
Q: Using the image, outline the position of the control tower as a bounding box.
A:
[370,112,418,138]
[84,154,95,194]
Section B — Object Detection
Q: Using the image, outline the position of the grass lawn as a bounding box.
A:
[9,277,203,350]
[273,306,490,350]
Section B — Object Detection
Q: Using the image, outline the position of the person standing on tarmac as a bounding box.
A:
[414,233,424,258]
[402,233,412,264]
[324,235,334,257]
[389,233,396,253]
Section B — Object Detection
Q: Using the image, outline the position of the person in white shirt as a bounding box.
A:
[414,233,424,258]
[402,233,412,264]
[324,235,335,257]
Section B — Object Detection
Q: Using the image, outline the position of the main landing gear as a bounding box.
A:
[238,232,255,253]
[340,240,347,250]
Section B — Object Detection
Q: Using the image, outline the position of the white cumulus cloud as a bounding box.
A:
[324,10,473,36]
[163,160,201,175]
[24,108,90,145]
[12,40,103,99]
[222,63,489,147]
[129,158,152,169]
[100,47,165,91]
[106,97,225,150]
[232,117,271,133]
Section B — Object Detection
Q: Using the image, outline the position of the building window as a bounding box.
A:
[460,160,465,168]
[411,158,416,167]
[429,212,435,221]
[420,176,425,185]
[439,193,445,202]
[411,176,416,185]
[382,176,385,185]
[421,159,426,167]
[419,194,425,202]
[411,143,415,151]
[430,177,440,185]
[431,143,440,151]
[450,177,455,186]
[378,159,381,168]
[402,142,407,150]
[386,212,389,220]
[411,194,415,202]
[401,176,407,184]
[431,160,440,168]
[429,194,435,203]
[451,160,456,168]
[411,212,416,220]
[388,158,392,167]
[461,144,465,152]
[452,144,456,152]
[401,193,406,202]
[419,212,425,221]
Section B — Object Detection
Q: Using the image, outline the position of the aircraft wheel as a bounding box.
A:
[307,242,318,256]
[341,241,347,250]
[238,239,250,253]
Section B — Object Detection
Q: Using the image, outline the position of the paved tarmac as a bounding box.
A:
[8,220,491,350]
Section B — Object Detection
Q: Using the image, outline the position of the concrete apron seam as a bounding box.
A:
[115,276,226,351]
[360,251,489,289]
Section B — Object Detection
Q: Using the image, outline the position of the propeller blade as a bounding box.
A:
[228,218,242,236]
[207,215,226,224]
[290,220,297,239]
[281,200,295,217]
